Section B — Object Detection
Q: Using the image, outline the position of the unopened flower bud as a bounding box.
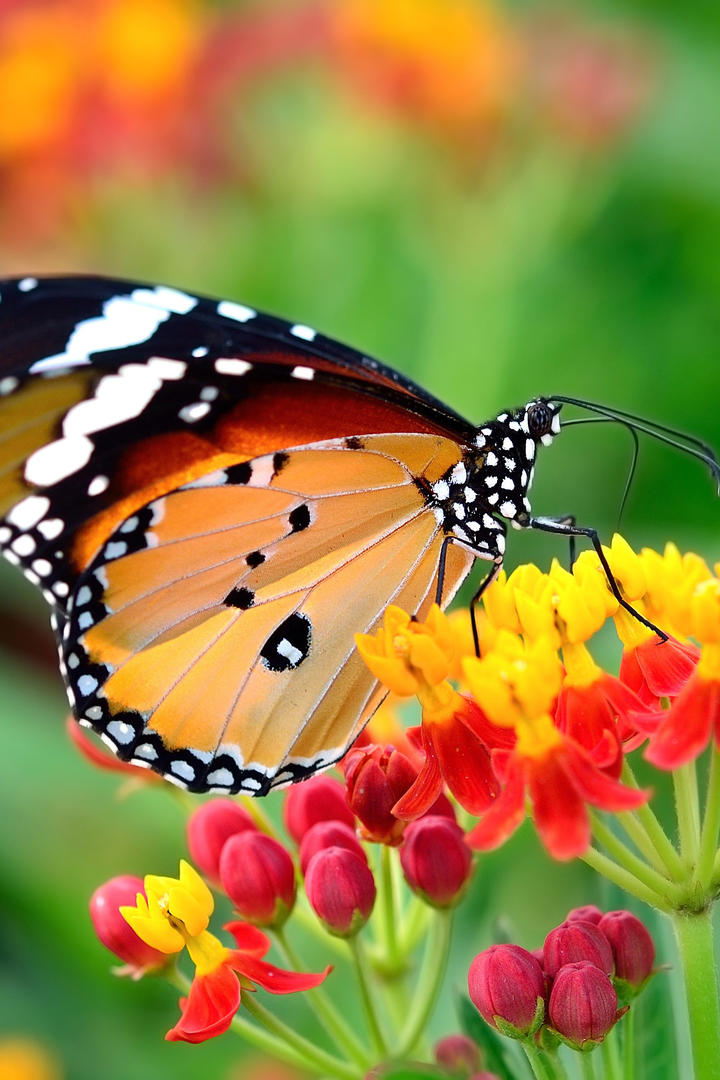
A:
[219,831,296,927]
[187,798,256,884]
[89,876,167,976]
[299,820,366,875]
[548,961,621,1048]
[566,905,604,925]
[305,847,376,937]
[598,910,655,990]
[343,744,418,844]
[544,920,614,978]
[400,817,472,907]
[468,944,545,1037]
[283,775,355,844]
[434,1033,481,1073]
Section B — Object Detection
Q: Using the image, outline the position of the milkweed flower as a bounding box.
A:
[645,578,720,769]
[463,634,647,860]
[356,606,505,817]
[120,860,329,1043]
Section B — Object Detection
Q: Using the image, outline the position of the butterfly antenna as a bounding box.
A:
[561,416,640,530]
[553,395,720,492]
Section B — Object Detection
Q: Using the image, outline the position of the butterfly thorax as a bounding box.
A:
[425,398,561,561]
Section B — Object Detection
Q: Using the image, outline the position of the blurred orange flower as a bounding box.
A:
[0,1037,61,1080]
[330,0,519,141]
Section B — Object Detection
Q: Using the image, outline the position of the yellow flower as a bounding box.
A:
[121,859,214,956]
[463,632,562,729]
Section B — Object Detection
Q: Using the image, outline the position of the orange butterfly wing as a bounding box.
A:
[63,433,473,792]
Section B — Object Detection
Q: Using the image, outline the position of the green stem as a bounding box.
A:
[242,991,359,1080]
[621,760,685,881]
[396,909,452,1058]
[601,1024,622,1080]
[590,814,681,906]
[291,902,353,959]
[378,845,402,972]
[580,845,670,911]
[238,794,283,841]
[349,935,388,1059]
[697,747,720,892]
[670,909,720,1080]
[623,1003,635,1080]
[616,808,674,877]
[521,1043,564,1080]
[397,892,432,953]
[273,927,369,1068]
[674,762,702,866]
[579,1051,597,1080]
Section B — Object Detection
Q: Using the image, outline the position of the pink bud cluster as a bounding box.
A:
[468,904,655,1051]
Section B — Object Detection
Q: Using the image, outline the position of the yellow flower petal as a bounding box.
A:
[691,579,720,644]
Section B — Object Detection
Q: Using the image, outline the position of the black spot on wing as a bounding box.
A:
[344,436,364,450]
[272,451,289,476]
[226,462,253,485]
[260,612,311,672]
[224,586,254,609]
[246,549,265,568]
[288,504,311,533]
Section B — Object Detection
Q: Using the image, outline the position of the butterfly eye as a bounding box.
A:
[527,402,554,439]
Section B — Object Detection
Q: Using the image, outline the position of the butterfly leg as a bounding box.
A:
[528,515,668,641]
[434,536,502,656]
[537,513,577,568]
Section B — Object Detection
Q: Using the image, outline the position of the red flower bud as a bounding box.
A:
[468,944,545,1036]
[89,876,167,976]
[434,1033,481,1073]
[598,910,655,989]
[219,831,296,927]
[566,905,604,925]
[283,775,355,844]
[187,798,257,885]
[544,920,614,979]
[400,817,472,908]
[343,744,418,844]
[299,820,366,875]
[422,790,457,822]
[305,847,376,937]
[548,961,620,1047]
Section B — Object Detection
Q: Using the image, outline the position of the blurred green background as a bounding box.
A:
[0,0,718,1077]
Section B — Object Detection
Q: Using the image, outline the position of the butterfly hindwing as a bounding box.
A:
[61,434,474,793]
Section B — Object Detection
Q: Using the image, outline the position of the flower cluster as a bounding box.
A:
[90,772,473,1051]
[358,536,719,860]
[469,904,655,1053]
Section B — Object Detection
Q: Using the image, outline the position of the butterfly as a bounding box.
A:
[0,276,716,795]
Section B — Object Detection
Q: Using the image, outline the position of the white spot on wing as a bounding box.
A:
[218,300,256,323]
[147,357,187,380]
[18,277,38,292]
[179,402,211,423]
[25,435,93,486]
[7,495,50,529]
[11,534,35,557]
[215,358,252,376]
[291,365,314,380]
[107,719,135,745]
[289,324,317,342]
[277,638,303,665]
[0,376,19,395]
[88,475,109,496]
[37,518,64,540]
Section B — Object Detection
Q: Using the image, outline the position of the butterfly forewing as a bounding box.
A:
[61,435,473,792]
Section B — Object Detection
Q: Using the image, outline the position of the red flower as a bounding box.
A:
[299,820,366,875]
[556,672,651,769]
[393,697,509,820]
[400,817,472,908]
[168,922,330,1044]
[282,775,355,845]
[187,799,257,885]
[343,743,418,844]
[619,635,698,705]
[466,732,648,861]
[645,671,720,770]
[89,876,167,977]
[304,847,376,937]
[548,961,622,1048]
[219,832,296,928]
[468,944,546,1036]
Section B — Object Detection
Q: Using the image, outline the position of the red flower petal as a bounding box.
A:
[635,636,699,698]
[230,952,331,994]
[224,921,272,958]
[166,965,240,1044]
[645,675,720,770]
[465,763,525,851]
[561,742,649,812]
[432,707,500,815]
[456,697,516,751]
[529,752,591,860]
[392,728,444,820]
